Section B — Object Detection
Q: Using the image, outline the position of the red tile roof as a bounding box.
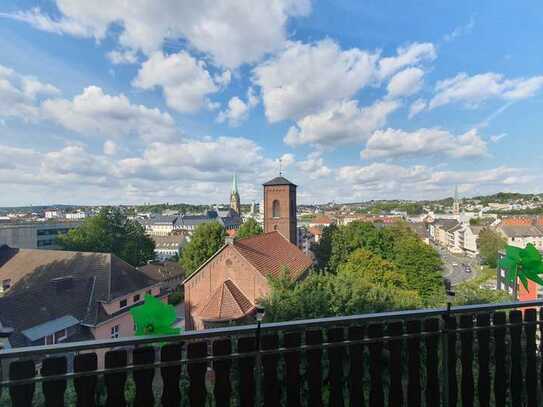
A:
[233,231,312,280]
[311,215,333,225]
[199,280,254,322]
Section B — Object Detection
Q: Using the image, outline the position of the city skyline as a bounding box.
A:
[1,1,543,206]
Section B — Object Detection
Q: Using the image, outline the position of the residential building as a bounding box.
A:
[151,234,187,261]
[308,215,333,228]
[496,217,543,250]
[463,225,482,257]
[144,215,178,236]
[407,222,429,244]
[429,219,459,247]
[0,246,166,349]
[44,209,64,219]
[65,211,88,220]
[0,221,80,250]
[139,261,185,291]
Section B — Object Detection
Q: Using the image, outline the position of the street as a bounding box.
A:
[434,245,480,286]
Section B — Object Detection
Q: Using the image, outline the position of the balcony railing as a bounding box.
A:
[1,299,543,406]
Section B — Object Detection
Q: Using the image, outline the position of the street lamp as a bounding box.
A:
[255,306,265,350]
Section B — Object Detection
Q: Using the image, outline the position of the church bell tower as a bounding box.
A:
[263,176,297,245]
[230,173,241,214]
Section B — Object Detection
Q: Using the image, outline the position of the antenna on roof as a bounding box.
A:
[279,158,283,176]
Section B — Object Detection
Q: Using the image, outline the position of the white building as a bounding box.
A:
[65,211,88,221]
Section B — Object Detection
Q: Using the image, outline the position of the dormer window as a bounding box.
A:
[1,279,11,293]
[120,299,127,308]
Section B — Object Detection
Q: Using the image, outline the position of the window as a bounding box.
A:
[272,200,280,218]
[147,289,152,295]
[133,294,140,303]
[45,335,54,345]
[111,325,119,338]
[120,299,127,308]
[1,279,11,292]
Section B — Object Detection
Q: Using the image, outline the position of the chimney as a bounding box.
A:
[225,236,234,246]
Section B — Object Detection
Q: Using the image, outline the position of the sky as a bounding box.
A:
[0,0,542,206]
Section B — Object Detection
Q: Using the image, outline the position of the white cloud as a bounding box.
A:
[217,87,259,126]
[107,49,138,65]
[0,64,59,120]
[253,39,380,122]
[362,128,488,159]
[377,42,436,79]
[133,51,228,113]
[386,67,424,98]
[4,1,311,68]
[337,162,532,199]
[428,72,543,110]
[103,140,117,155]
[42,85,177,140]
[296,152,331,179]
[118,137,269,181]
[0,7,95,37]
[408,98,427,119]
[284,99,399,147]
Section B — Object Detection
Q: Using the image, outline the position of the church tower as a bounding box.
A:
[452,185,460,216]
[263,176,297,245]
[230,173,241,214]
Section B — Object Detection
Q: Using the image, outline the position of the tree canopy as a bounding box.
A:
[236,218,263,240]
[57,208,155,266]
[313,221,444,305]
[180,221,226,275]
[479,227,507,268]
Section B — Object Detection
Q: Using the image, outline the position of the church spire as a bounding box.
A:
[232,173,238,194]
[230,173,241,214]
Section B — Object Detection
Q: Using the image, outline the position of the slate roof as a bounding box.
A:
[139,261,185,282]
[151,234,186,250]
[0,246,158,346]
[435,219,460,231]
[499,224,543,238]
[233,231,312,280]
[263,176,297,187]
[199,280,254,322]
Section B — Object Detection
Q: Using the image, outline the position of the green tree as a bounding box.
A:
[57,208,155,266]
[236,218,263,239]
[479,227,507,267]
[453,282,512,305]
[181,222,226,275]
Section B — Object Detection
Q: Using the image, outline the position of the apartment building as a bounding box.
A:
[0,221,80,249]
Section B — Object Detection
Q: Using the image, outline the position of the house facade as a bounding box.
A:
[0,246,167,350]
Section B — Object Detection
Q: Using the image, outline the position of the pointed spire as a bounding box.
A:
[454,184,459,201]
[231,173,238,194]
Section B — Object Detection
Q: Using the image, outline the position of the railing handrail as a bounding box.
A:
[1,299,542,359]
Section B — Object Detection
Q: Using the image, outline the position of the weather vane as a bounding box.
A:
[279,157,282,176]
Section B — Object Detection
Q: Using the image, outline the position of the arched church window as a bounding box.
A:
[272,200,280,218]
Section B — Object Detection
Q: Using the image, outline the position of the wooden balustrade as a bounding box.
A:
[2,306,543,406]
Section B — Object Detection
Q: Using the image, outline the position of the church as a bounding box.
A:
[183,176,312,330]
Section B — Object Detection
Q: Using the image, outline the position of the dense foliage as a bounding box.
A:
[453,267,512,305]
[57,208,155,266]
[313,221,444,303]
[479,227,507,267]
[180,222,226,275]
[236,218,263,239]
[264,221,445,322]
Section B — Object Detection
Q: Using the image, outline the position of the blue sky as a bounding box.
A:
[0,0,542,206]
